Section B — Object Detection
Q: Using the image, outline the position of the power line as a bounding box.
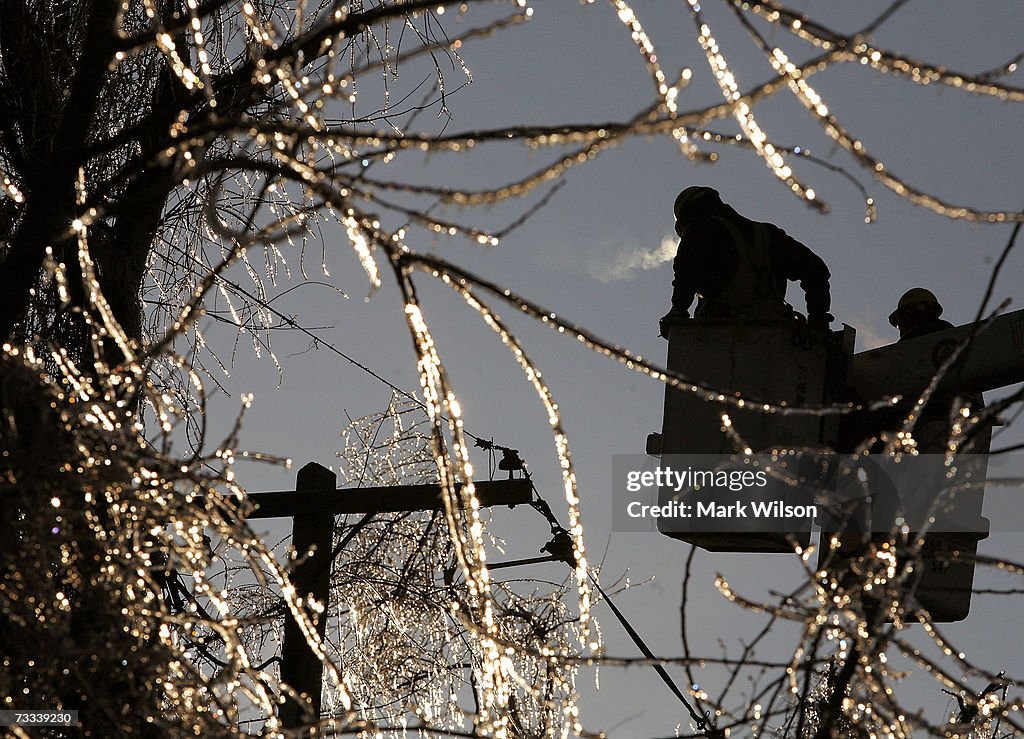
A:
[523,480,719,738]
[178,264,725,735]
[587,573,717,736]
[192,261,726,730]
[188,260,486,442]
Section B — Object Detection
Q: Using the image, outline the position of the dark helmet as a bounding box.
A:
[888,287,942,328]
[673,186,723,224]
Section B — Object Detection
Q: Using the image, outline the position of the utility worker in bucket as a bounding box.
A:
[888,287,953,341]
[887,288,980,452]
[659,186,833,337]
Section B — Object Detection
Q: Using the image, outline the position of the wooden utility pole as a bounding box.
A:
[278,463,337,730]
[244,463,533,730]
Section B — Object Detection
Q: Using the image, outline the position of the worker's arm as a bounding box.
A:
[669,219,733,315]
[669,259,697,316]
[769,225,832,323]
[661,226,710,337]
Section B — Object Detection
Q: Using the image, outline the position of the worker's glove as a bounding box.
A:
[659,309,687,338]
[808,312,834,332]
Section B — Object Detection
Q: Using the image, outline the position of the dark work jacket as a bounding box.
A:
[898,317,953,342]
[670,209,831,320]
[856,318,983,454]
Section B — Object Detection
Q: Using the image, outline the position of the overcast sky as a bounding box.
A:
[189,2,1024,735]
